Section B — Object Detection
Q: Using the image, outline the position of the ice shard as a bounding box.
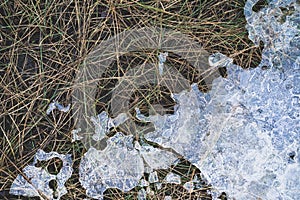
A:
[46,101,70,115]
[10,150,73,200]
[164,172,181,185]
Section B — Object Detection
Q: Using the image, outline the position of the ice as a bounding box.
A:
[10,149,73,200]
[148,171,159,183]
[136,85,214,169]
[163,172,181,185]
[79,133,144,199]
[46,101,70,115]
[90,112,128,142]
[158,52,168,75]
[135,141,178,170]
[128,0,299,199]
[245,0,300,70]
[71,128,83,142]
[208,53,233,68]
[155,182,162,190]
[183,181,194,192]
[74,1,299,199]
[138,188,147,200]
[139,179,149,187]
[146,186,154,195]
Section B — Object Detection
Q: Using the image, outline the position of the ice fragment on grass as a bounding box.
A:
[137,83,216,170]
[139,179,149,187]
[208,53,233,68]
[164,172,181,185]
[46,101,70,115]
[91,111,128,141]
[79,133,144,199]
[138,188,147,200]
[183,181,194,192]
[155,182,162,190]
[71,128,83,142]
[149,171,159,183]
[158,52,168,75]
[135,141,178,170]
[245,0,300,70]
[10,149,73,200]
[164,195,172,200]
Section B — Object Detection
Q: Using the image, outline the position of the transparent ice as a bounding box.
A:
[79,133,144,199]
[91,111,128,141]
[139,179,150,187]
[164,195,172,200]
[10,149,73,200]
[134,140,178,170]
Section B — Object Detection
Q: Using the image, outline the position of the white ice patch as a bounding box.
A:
[135,85,215,169]
[71,128,83,142]
[138,188,147,200]
[149,171,159,183]
[10,150,73,200]
[46,101,70,115]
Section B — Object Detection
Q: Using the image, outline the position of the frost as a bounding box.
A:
[163,172,181,185]
[46,101,70,115]
[10,149,73,200]
[79,133,144,199]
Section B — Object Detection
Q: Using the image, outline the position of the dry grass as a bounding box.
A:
[0,0,263,199]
